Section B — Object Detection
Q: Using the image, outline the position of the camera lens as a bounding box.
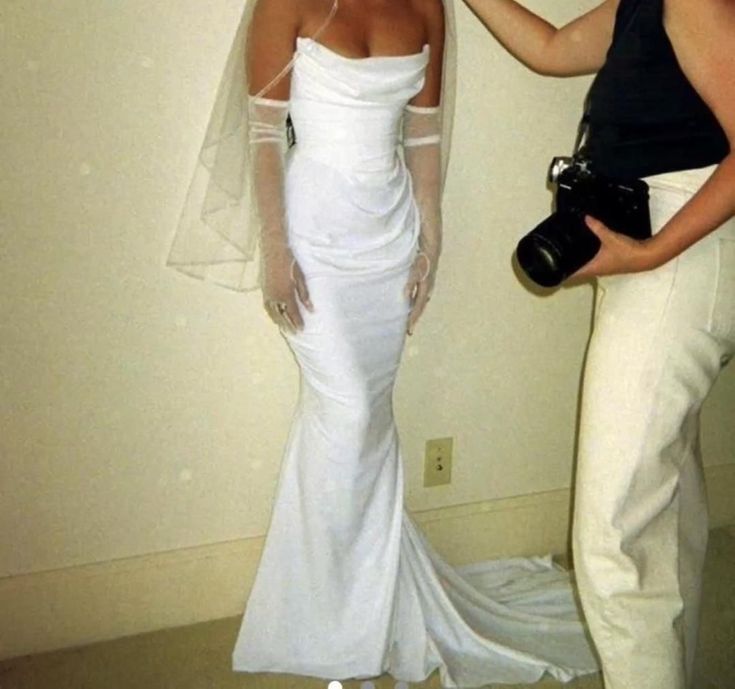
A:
[516,234,565,287]
[515,210,601,287]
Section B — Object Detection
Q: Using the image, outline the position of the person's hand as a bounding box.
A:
[404,251,436,336]
[568,215,663,282]
[262,248,313,333]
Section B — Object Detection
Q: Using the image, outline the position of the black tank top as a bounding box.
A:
[583,0,728,179]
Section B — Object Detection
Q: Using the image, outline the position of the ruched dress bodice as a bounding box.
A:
[285,38,430,275]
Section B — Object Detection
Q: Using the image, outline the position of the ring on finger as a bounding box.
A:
[266,299,287,313]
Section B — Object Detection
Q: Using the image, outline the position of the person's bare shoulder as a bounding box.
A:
[413,0,445,26]
[409,0,445,48]
[665,0,735,27]
[664,0,735,140]
[250,0,303,33]
[247,0,303,96]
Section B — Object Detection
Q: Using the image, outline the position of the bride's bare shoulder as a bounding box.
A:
[410,0,445,37]
[407,0,444,46]
[411,0,445,20]
[250,0,305,30]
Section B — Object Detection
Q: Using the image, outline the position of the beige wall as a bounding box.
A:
[1,0,733,615]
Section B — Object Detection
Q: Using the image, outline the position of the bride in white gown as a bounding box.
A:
[167,0,599,685]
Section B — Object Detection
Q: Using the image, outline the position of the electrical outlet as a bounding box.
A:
[424,437,453,487]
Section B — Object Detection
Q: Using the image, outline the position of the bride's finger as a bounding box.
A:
[265,301,286,329]
[407,283,430,335]
[281,310,297,332]
[294,273,314,312]
[284,296,304,331]
[404,269,420,299]
[265,296,303,333]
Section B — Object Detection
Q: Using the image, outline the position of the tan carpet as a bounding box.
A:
[2,527,733,689]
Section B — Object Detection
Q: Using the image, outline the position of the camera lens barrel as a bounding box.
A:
[516,210,601,287]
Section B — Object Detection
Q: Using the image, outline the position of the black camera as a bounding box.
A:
[515,156,652,287]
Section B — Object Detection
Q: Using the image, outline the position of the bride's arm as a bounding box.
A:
[248,0,312,331]
[403,0,445,335]
[247,0,301,97]
[410,0,445,108]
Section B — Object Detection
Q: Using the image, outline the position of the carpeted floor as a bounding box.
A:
[2,526,733,689]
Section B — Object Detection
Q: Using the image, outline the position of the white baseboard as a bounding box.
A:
[2,463,733,661]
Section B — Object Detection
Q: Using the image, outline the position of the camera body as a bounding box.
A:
[516,156,652,287]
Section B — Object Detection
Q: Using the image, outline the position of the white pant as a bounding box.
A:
[572,164,735,689]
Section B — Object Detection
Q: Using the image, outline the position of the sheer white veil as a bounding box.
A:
[166,0,457,292]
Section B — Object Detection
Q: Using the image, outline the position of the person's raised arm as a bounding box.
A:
[462,0,619,76]
[575,0,735,278]
[649,0,735,259]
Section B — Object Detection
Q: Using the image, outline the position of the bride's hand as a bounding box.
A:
[404,251,436,336]
[263,250,313,333]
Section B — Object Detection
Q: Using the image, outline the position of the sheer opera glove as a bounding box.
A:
[249,96,313,332]
[402,104,443,336]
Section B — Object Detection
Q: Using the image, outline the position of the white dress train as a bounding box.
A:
[232,37,598,687]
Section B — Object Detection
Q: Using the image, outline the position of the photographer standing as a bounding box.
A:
[461,0,735,688]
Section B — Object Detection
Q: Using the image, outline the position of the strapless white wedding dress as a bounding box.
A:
[231,37,598,687]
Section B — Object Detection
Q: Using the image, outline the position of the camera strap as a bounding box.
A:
[572,95,592,161]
